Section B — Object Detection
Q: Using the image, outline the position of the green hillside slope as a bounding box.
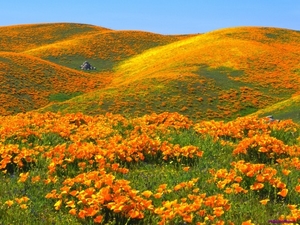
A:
[0,52,111,115]
[0,23,299,121]
[0,23,109,52]
[0,23,190,115]
[40,26,300,121]
[23,30,191,72]
[251,95,300,123]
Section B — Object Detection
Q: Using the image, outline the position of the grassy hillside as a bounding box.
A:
[0,23,299,121]
[0,112,299,224]
[41,26,300,121]
[0,51,112,115]
[0,23,189,115]
[251,95,300,123]
[0,23,109,52]
[1,23,300,225]
[24,30,191,72]
[113,27,300,89]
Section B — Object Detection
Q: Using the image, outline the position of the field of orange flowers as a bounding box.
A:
[1,23,300,121]
[24,29,190,68]
[0,51,113,115]
[0,111,299,224]
[1,23,300,224]
[38,26,300,122]
[0,23,191,116]
[0,23,109,53]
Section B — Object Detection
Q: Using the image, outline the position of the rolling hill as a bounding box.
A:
[39,26,300,122]
[251,94,300,123]
[0,51,112,115]
[0,23,188,115]
[0,23,299,122]
[0,23,109,52]
[24,29,191,71]
[1,23,300,225]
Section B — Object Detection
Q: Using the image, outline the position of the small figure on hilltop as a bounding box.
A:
[80,61,96,70]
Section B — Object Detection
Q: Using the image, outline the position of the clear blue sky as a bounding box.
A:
[1,0,299,34]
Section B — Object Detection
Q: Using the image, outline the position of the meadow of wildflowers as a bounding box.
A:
[0,23,188,116]
[0,23,300,224]
[0,112,299,224]
[37,26,300,122]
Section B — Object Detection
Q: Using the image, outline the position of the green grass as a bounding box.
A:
[252,95,300,123]
[1,24,300,123]
[46,56,116,72]
[38,59,297,123]
[1,114,299,224]
[196,65,245,90]
[2,23,300,224]
[49,92,83,102]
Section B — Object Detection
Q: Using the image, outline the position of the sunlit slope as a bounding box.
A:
[0,52,111,115]
[24,30,190,71]
[41,27,300,121]
[0,23,191,116]
[0,23,108,52]
[112,26,300,89]
[251,95,300,123]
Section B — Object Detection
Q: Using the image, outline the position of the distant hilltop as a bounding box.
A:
[0,22,299,123]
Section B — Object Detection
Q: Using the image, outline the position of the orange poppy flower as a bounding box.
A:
[183,166,190,172]
[256,174,265,182]
[174,184,183,191]
[234,176,243,183]
[126,157,132,162]
[213,207,224,217]
[287,204,297,210]
[20,204,28,209]
[278,188,288,197]
[224,188,233,194]
[4,200,14,207]
[128,209,143,219]
[183,214,193,223]
[276,182,286,189]
[69,208,77,216]
[196,151,204,157]
[78,209,86,219]
[66,200,75,208]
[153,192,163,199]
[241,220,254,225]
[158,183,167,190]
[54,199,62,210]
[69,190,78,196]
[215,220,225,225]
[94,215,103,223]
[193,188,200,193]
[259,199,269,205]
[111,163,119,170]
[85,207,98,217]
[31,175,40,183]
[18,172,29,183]
[250,182,264,190]
[282,169,291,176]
[142,190,153,198]
[15,198,23,204]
